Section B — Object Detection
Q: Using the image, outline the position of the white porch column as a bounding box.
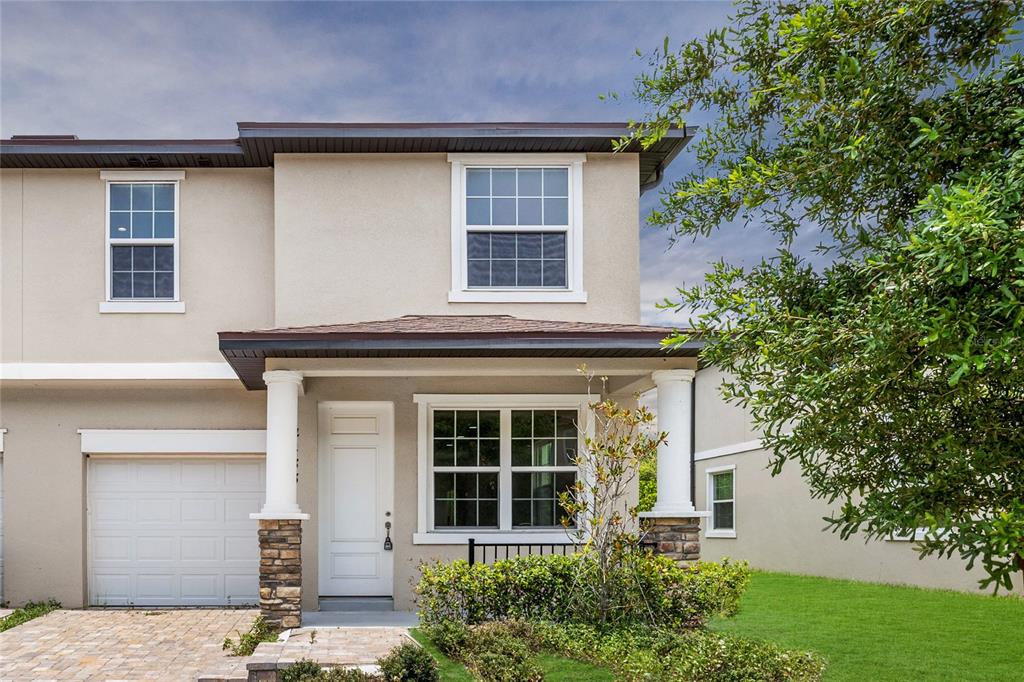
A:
[650,369,697,515]
[252,370,309,519]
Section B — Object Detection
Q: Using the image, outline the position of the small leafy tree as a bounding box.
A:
[560,367,666,622]
[623,0,1024,589]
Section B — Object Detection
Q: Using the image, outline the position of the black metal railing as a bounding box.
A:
[466,538,577,566]
[467,537,661,565]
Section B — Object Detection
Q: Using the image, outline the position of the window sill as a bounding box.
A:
[99,301,186,314]
[705,530,736,539]
[413,530,576,545]
[448,289,588,304]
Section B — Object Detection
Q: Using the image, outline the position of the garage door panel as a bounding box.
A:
[89,457,264,606]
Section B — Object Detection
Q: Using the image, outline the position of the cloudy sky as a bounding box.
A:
[0,0,785,325]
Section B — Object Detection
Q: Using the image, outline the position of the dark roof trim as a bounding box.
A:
[1,121,693,191]
[217,333,702,390]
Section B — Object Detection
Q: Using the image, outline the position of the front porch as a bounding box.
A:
[218,315,707,627]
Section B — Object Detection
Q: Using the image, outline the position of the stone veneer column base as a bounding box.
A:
[258,519,302,629]
[642,516,701,566]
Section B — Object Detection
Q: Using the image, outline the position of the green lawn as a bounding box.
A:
[710,571,1024,682]
[409,628,613,682]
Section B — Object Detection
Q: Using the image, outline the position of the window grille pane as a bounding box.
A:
[110,212,131,238]
[153,184,175,210]
[543,168,568,196]
[713,472,734,500]
[543,197,568,225]
[466,169,490,196]
[511,470,576,528]
[131,184,153,210]
[110,245,175,300]
[713,501,734,530]
[466,231,567,289]
[154,212,175,238]
[517,169,542,195]
[491,169,516,195]
[110,185,132,210]
[466,198,490,225]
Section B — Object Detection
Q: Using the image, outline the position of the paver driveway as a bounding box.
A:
[0,608,257,682]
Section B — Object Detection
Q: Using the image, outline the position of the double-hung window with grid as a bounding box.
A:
[105,179,179,303]
[423,397,587,533]
[449,155,585,303]
[707,465,736,538]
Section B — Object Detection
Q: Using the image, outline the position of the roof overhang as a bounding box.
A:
[219,330,701,390]
[2,121,693,191]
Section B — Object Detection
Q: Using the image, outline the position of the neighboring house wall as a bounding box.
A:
[0,169,275,363]
[693,366,1008,593]
[272,153,640,327]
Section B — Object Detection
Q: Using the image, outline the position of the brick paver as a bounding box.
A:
[0,608,257,682]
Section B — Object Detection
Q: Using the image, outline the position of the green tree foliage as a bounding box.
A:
[626,0,1024,590]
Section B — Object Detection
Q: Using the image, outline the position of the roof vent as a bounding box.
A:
[9,134,78,141]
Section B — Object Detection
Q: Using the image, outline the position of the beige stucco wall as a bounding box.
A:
[0,384,267,607]
[272,153,641,327]
[693,367,1015,593]
[0,374,643,610]
[0,168,275,363]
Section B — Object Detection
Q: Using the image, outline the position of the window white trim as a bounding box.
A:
[100,170,185,181]
[78,429,266,454]
[706,464,736,538]
[413,393,594,541]
[104,178,182,306]
[448,154,587,303]
[98,301,186,314]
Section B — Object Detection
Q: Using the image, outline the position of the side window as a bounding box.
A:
[106,181,178,302]
[707,466,736,537]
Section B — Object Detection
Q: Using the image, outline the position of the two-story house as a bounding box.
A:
[0,122,994,625]
[0,123,706,624]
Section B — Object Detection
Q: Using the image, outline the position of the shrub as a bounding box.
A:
[222,615,277,656]
[422,620,469,657]
[280,660,379,682]
[528,621,825,682]
[0,600,61,633]
[376,642,439,682]
[416,552,750,628]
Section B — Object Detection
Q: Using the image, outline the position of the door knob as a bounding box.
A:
[384,521,393,551]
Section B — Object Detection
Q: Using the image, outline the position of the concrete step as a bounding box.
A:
[318,597,395,612]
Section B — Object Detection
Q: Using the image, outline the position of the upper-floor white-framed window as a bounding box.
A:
[100,170,185,313]
[706,464,736,538]
[448,154,586,303]
[413,393,592,543]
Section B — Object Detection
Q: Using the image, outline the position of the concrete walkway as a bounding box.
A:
[0,608,257,681]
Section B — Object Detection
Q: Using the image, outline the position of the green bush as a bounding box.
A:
[529,621,825,682]
[376,642,439,682]
[0,600,61,633]
[425,621,542,682]
[416,552,750,628]
[280,660,379,682]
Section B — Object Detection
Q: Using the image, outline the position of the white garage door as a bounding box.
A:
[88,457,264,606]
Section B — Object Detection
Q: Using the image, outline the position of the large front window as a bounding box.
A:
[448,154,585,303]
[419,395,588,534]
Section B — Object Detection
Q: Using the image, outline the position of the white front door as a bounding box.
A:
[318,402,395,597]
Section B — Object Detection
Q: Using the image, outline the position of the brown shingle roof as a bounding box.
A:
[222,315,685,338]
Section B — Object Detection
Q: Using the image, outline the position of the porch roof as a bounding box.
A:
[219,315,699,389]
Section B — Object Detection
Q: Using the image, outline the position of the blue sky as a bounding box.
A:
[0,0,785,324]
